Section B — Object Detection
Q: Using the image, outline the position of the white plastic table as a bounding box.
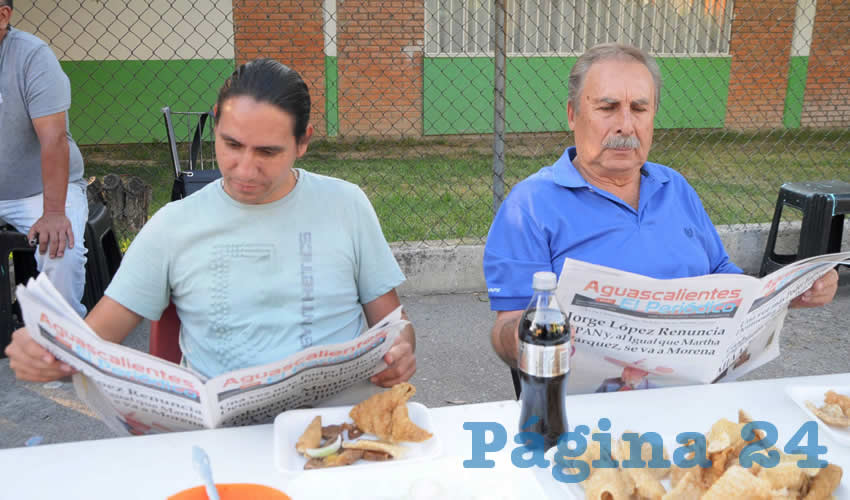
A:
[0,373,847,499]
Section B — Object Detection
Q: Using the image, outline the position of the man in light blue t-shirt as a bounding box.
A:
[7,59,416,406]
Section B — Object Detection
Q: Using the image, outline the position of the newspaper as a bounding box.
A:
[555,251,850,394]
[15,274,408,436]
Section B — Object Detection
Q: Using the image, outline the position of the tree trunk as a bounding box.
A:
[87,174,152,234]
[121,176,152,232]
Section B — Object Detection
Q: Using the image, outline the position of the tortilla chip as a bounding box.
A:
[702,465,772,500]
[344,439,408,459]
[584,466,633,500]
[769,488,799,500]
[806,401,850,427]
[614,439,666,499]
[662,468,704,500]
[758,462,809,493]
[295,416,322,455]
[706,418,745,453]
[802,464,842,500]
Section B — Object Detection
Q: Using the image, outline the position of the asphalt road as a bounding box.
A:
[1,285,848,449]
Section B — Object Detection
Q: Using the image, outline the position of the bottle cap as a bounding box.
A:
[532,271,557,290]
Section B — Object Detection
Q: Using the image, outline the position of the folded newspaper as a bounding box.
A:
[556,251,850,394]
[16,275,408,436]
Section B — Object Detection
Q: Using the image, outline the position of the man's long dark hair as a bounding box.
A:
[215,59,311,143]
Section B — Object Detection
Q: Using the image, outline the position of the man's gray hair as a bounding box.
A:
[568,43,662,114]
[1,0,11,9]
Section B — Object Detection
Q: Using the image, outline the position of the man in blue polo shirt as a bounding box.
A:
[484,43,838,367]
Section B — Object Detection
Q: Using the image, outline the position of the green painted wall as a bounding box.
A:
[62,59,235,145]
[782,56,809,129]
[325,56,339,137]
[423,57,732,135]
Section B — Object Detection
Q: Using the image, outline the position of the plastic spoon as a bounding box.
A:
[192,445,221,500]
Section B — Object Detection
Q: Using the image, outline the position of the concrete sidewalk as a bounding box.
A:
[1,285,849,449]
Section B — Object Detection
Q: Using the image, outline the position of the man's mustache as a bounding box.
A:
[603,135,640,149]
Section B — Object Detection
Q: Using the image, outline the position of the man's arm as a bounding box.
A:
[491,310,523,368]
[30,111,74,259]
[5,296,144,382]
[363,289,416,387]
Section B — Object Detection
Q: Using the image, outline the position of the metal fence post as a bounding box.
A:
[492,0,507,216]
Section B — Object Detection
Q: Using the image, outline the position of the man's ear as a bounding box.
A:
[296,123,314,158]
[567,100,576,130]
[0,5,12,29]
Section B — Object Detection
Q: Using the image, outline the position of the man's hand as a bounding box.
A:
[790,269,839,309]
[28,212,74,258]
[5,327,75,382]
[370,333,416,387]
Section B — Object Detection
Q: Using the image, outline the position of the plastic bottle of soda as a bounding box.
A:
[518,271,571,452]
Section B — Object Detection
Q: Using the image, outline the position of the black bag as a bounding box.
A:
[171,111,222,201]
[171,169,222,200]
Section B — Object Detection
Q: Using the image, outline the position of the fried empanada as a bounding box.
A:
[391,400,433,442]
[349,383,431,443]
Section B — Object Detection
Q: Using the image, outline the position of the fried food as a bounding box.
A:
[662,468,704,500]
[805,401,850,427]
[391,401,433,442]
[362,450,392,461]
[295,416,322,455]
[349,383,432,443]
[614,438,666,499]
[802,464,842,500]
[825,390,850,415]
[578,410,844,500]
[758,462,808,494]
[343,422,364,440]
[321,424,343,441]
[702,465,772,500]
[323,449,365,467]
[584,466,633,500]
[296,384,433,471]
[344,439,408,459]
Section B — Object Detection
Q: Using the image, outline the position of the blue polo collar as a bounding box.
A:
[552,146,670,189]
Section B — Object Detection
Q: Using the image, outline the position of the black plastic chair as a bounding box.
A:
[760,180,850,276]
[0,229,36,352]
[0,202,122,355]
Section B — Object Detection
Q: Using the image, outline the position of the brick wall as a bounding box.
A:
[337,0,424,137]
[232,0,327,136]
[800,0,850,128]
[725,0,797,129]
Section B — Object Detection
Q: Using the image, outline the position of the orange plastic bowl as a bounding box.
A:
[168,484,291,500]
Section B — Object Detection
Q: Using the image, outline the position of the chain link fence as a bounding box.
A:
[10,0,850,247]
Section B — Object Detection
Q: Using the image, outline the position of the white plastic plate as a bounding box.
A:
[273,402,441,474]
[785,384,850,447]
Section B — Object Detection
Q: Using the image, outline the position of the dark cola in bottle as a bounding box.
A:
[518,271,571,452]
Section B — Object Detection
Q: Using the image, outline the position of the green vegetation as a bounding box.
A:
[81,129,850,244]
